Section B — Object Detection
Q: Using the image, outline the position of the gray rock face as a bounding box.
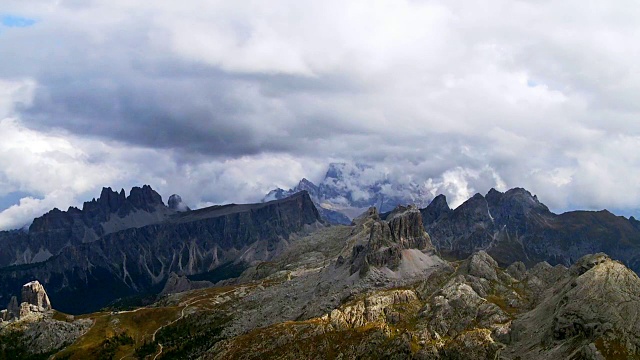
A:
[21,318,92,354]
[0,191,322,314]
[349,205,434,276]
[326,290,420,330]
[460,251,499,281]
[419,194,451,225]
[422,187,640,274]
[506,261,526,281]
[21,281,51,312]
[2,280,52,322]
[5,296,19,320]
[0,185,176,268]
[503,253,640,359]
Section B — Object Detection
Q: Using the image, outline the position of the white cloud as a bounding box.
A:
[1,0,640,226]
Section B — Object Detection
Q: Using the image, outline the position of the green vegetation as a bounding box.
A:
[93,332,134,360]
[134,341,158,359]
[102,293,159,312]
[187,262,247,283]
[155,312,230,359]
[0,330,58,360]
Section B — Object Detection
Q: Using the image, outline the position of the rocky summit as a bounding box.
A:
[422,187,640,274]
[1,185,640,359]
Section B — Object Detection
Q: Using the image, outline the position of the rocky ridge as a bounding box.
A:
[349,205,436,277]
[0,185,178,267]
[0,190,322,314]
[422,187,640,274]
[1,201,639,359]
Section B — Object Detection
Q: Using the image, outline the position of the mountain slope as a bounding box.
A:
[422,187,640,273]
[0,191,322,314]
[3,201,640,359]
[0,185,176,267]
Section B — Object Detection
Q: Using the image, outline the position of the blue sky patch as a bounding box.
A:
[1,15,37,28]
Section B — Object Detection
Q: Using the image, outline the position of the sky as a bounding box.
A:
[1,0,639,230]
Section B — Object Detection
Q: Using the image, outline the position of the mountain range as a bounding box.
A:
[264,163,434,224]
[1,183,640,358]
[0,187,321,314]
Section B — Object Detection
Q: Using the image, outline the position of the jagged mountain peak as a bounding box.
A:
[420,194,452,226]
[26,184,175,254]
[430,194,450,208]
[81,184,164,213]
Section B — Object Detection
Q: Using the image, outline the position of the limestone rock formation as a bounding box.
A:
[0,191,322,314]
[349,205,435,276]
[422,187,640,274]
[0,280,91,356]
[2,280,52,321]
[0,185,176,269]
[503,253,640,359]
[21,281,51,312]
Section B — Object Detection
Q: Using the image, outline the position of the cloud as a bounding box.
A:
[0,0,640,228]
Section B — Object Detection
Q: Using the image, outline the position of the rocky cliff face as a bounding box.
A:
[0,191,322,314]
[21,281,51,313]
[30,185,170,235]
[0,185,178,267]
[159,272,212,296]
[422,188,640,273]
[348,205,435,276]
[1,280,51,321]
[503,253,640,359]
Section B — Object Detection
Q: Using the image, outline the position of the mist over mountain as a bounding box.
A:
[264,163,435,223]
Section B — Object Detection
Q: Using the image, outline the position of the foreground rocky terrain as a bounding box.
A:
[0,281,91,359]
[2,200,639,359]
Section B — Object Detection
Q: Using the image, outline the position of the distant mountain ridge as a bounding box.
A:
[422,187,640,273]
[3,179,640,318]
[264,163,433,224]
[0,187,322,313]
[0,185,177,267]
